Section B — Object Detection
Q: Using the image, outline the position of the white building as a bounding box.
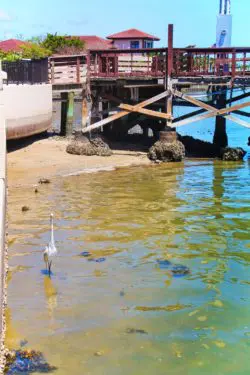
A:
[216,0,232,47]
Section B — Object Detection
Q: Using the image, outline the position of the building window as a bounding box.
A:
[130,41,140,49]
[144,40,153,48]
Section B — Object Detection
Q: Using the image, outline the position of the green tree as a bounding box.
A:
[20,44,51,59]
[40,33,84,54]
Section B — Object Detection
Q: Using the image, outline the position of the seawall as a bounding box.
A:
[4,84,52,140]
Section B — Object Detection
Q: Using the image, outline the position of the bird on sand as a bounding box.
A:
[43,213,57,276]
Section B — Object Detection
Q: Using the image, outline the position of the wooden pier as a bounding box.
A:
[50,25,250,146]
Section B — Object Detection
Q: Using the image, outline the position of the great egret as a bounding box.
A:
[43,213,57,275]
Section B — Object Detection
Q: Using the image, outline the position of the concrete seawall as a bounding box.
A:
[0,71,7,371]
[4,84,52,140]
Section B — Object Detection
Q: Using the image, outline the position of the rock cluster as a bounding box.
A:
[148,140,185,162]
[5,349,57,374]
[221,147,246,161]
[66,134,112,157]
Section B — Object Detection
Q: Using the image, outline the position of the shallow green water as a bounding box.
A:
[7,160,250,375]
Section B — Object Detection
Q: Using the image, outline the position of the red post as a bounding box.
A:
[76,57,80,84]
[167,24,173,78]
[231,50,236,78]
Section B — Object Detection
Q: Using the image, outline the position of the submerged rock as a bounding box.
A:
[157,259,190,277]
[170,264,190,277]
[38,178,51,184]
[5,349,57,374]
[148,140,185,162]
[220,147,246,161]
[87,257,106,263]
[80,251,91,257]
[66,134,112,157]
[21,206,30,212]
[126,328,148,335]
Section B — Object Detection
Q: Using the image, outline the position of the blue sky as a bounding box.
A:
[0,0,248,47]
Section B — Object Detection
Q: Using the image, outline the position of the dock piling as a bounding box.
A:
[66,91,75,136]
[60,92,68,136]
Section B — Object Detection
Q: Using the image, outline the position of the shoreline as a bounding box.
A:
[7,138,152,189]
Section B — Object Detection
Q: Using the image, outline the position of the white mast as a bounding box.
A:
[216,0,232,47]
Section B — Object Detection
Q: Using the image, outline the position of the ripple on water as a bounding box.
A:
[6,160,250,375]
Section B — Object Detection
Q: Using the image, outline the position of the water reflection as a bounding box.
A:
[43,276,57,330]
[6,161,250,375]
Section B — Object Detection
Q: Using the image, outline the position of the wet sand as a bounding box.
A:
[7,137,151,188]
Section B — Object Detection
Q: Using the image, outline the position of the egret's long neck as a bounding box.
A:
[50,217,54,244]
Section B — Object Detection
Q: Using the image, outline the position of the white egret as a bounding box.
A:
[43,213,57,275]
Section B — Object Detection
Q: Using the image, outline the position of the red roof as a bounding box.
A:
[0,39,30,52]
[107,28,160,41]
[77,36,113,50]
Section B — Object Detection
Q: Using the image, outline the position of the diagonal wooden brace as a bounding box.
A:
[119,103,172,120]
[173,89,250,129]
[82,90,170,134]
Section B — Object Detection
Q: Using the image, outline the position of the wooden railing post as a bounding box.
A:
[232,50,236,78]
[165,24,174,130]
[167,24,173,79]
[50,59,55,84]
[76,57,80,84]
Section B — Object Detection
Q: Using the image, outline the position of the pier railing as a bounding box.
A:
[49,55,87,85]
[88,49,167,78]
[89,47,250,79]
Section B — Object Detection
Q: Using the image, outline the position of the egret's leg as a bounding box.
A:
[44,253,49,273]
[48,260,52,276]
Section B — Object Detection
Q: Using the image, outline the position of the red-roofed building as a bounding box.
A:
[76,36,113,50]
[107,28,160,49]
[0,39,30,52]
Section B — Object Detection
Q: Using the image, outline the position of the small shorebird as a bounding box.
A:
[43,213,57,276]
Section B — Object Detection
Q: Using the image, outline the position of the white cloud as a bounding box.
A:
[0,9,11,21]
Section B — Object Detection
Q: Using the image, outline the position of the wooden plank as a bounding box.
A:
[217,101,250,116]
[133,90,169,110]
[82,110,129,134]
[225,114,250,128]
[174,101,250,128]
[174,110,216,127]
[173,89,216,112]
[173,108,205,123]
[119,103,172,119]
[233,110,250,118]
[82,90,169,134]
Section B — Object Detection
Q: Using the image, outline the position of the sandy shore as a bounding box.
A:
[7,137,151,188]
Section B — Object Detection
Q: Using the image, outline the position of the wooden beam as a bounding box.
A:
[82,110,130,134]
[102,93,122,104]
[119,103,172,120]
[226,91,250,105]
[217,101,250,116]
[225,115,250,128]
[173,89,216,112]
[173,108,205,123]
[82,90,169,134]
[233,110,250,118]
[174,99,250,128]
[132,90,169,110]
[173,110,216,127]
